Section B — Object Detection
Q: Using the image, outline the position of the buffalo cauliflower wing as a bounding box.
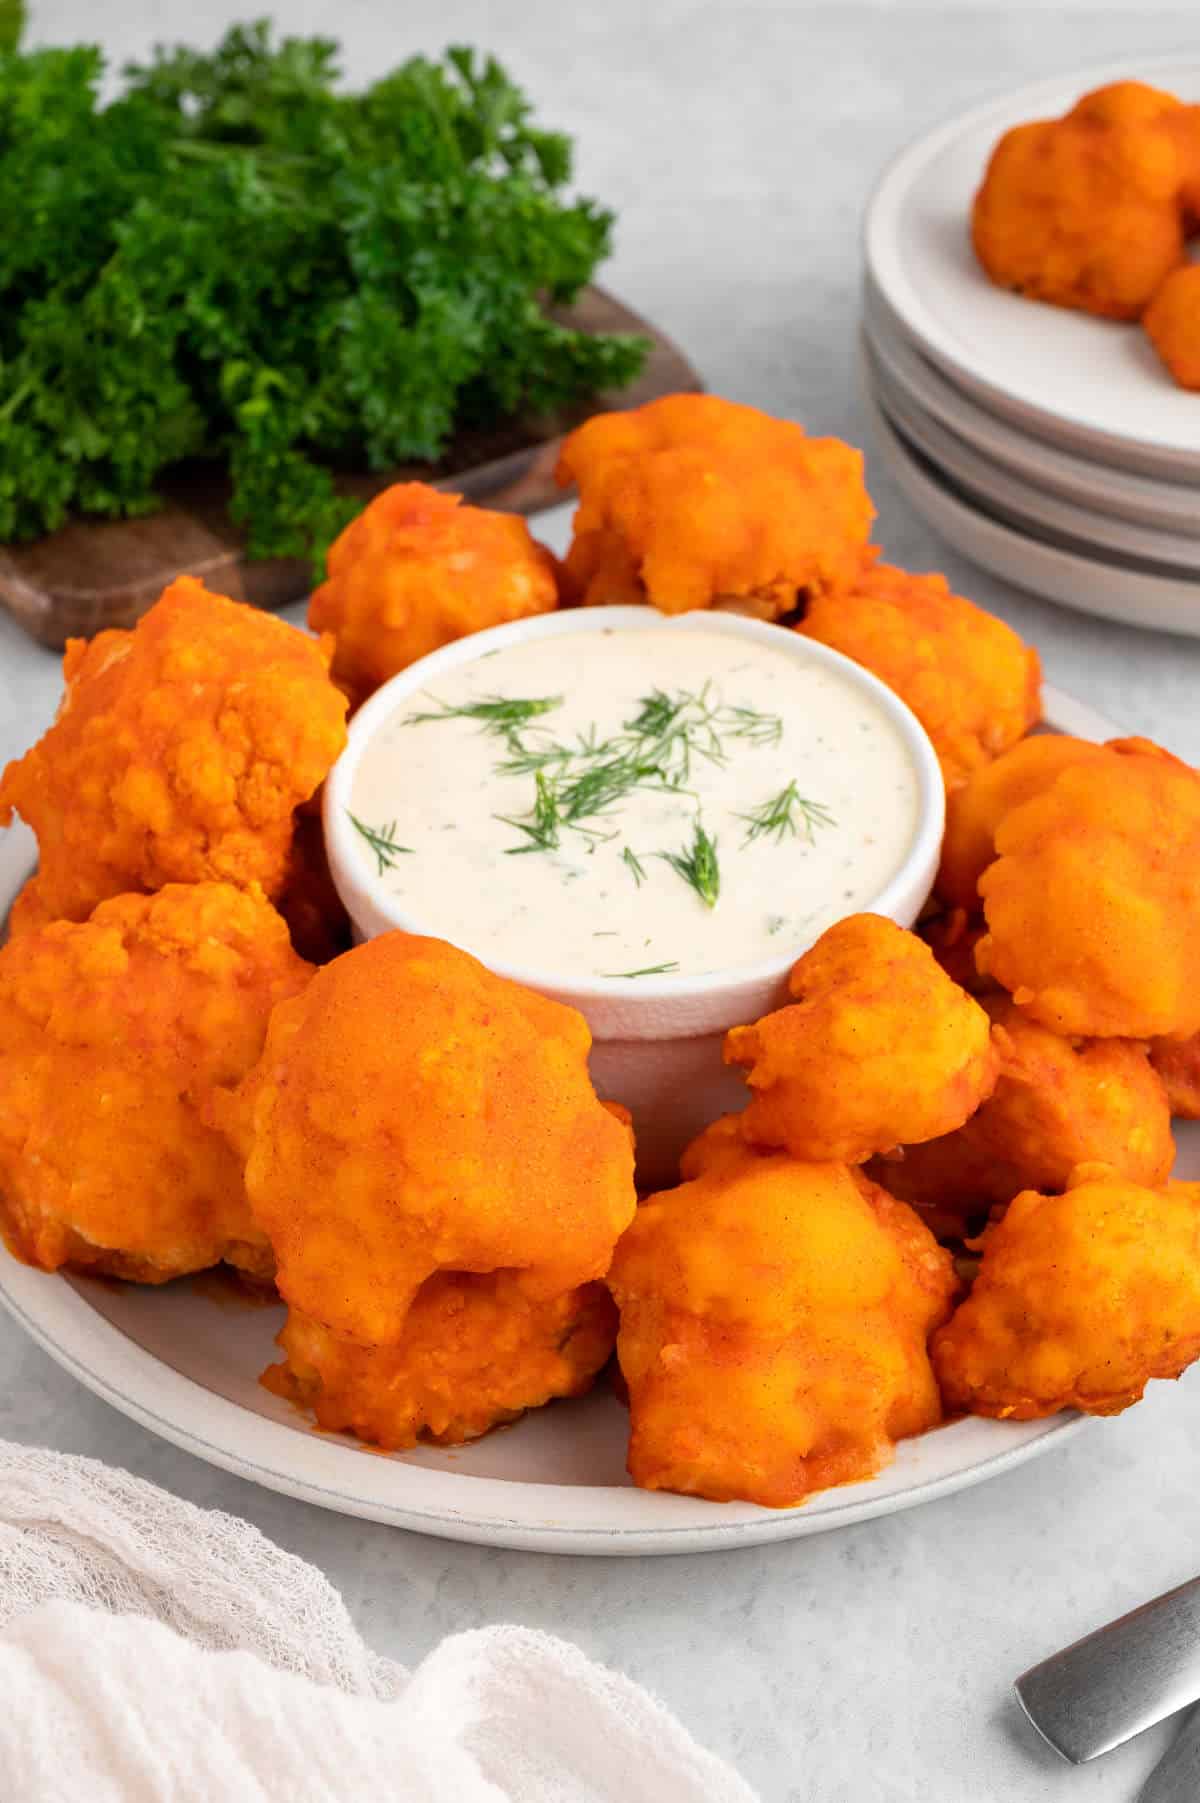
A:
[936,733,1109,911]
[555,393,874,617]
[308,483,560,707]
[797,562,1041,788]
[1168,103,1200,227]
[868,997,1174,1235]
[1143,263,1200,391]
[608,1143,958,1506]
[724,914,997,1162]
[918,909,995,997]
[933,1168,1200,1417]
[0,577,348,927]
[224,931,636,1348]
[676,1111,751,1181]
[1150,1033,1200,1119]
[972,81,1188,319]
[263,1275,617,1450]
[977,738,1200,1038]
[0,883,311,1282]
[5,876,57,941]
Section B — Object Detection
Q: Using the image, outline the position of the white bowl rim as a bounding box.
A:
[323,605,946,1005]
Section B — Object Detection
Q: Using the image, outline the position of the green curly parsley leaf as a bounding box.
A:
[0,22,648,568]
[0,1,23,54]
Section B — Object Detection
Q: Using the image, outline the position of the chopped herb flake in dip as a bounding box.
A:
[347,627,921,980]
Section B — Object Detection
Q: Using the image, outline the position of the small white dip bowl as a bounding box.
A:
[324,606,945,1186]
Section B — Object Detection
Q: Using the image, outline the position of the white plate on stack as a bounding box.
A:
[862,59,1200,637]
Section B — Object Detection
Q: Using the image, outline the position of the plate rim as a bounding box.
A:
[863,378,1200,639]
[865,341,1200,572]
[0,1252,1090,1556]
[863,54,1200,474]
[862,279,1200,537]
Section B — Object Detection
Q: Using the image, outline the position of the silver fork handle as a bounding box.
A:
[1015,1575,1200,1764]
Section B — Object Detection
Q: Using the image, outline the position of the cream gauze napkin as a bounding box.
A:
[0,1441,757,1803]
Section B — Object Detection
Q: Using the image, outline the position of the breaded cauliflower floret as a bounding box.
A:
[1143,263,1200,390]
[263,1275,617,1450]
[676,1112,750,1181]
[1168,103,1200,226]
[933,1169,1200,1417]
[5,876,57,941]
[936,733,1108,911]
[797,562,1041,788]
[0,883,311,1282]
[918,909,995,997]
[868,996,1175,1235]
[724,914,997,1163]
[556,393,874,617]
[608,1144,958,1506]
[977,738,1200,1038]
[0,577,348,926]
[972,81,1188,319]
[308,483,560,707]
[224,931,636,1348]
[1151,1032,1200,1118]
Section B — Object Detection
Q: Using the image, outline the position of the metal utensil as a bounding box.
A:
[1139,1706,1200,1803]
[1014,1576,1200,1763]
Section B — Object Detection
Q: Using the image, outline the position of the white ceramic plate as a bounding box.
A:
[863,278,1200,538]
[865,342,1200,573]
[865,385,1200,639]
[8,686,1195,1553]
[864,58,1200,478]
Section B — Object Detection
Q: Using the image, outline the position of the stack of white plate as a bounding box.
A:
[861,61,1200,638]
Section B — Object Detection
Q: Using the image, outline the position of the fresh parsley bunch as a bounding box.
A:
[0,20,647,564]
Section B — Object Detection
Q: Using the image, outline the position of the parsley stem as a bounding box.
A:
[0,380,31,424]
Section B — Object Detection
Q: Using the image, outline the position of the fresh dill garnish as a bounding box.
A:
[499,746,672,851]
[624,686,781,781]
[660,819,720,909]
[347,812,413,875]
[602,960,681,979]
[624,683,726,780]
[624,688,686,739]
[722,703,783,748]
[405,694,563,734]
[557,751,666,823]
[622,846,647,886]
[494,686,734,853]
[480,680,783,862]
[497,770,561,854]
[737,782,835,846]
[495,734,572,776]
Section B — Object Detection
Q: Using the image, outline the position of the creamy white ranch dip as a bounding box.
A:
[348,627,921,980]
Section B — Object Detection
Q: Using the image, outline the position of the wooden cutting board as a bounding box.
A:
[0,288,701,650]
